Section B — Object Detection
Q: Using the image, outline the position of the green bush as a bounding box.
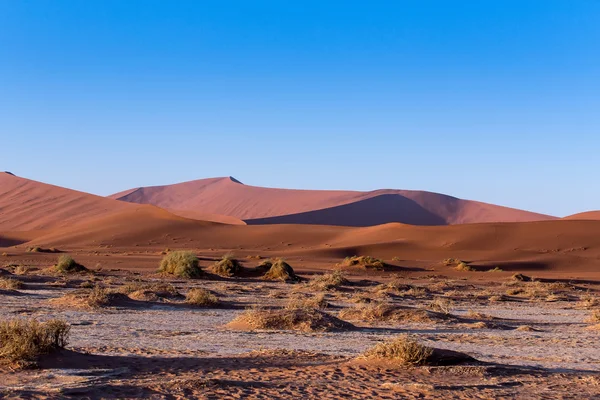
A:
[159,251,201,278]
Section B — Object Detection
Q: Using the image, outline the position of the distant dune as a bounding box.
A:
[110,176,556,227]
[564,211,600,220]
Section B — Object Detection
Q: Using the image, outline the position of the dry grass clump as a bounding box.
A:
[185,288,220,307]
[428,297,453,315]
[260,259,300,282]
[442,258,465,266]
[159,251,202,278]
[363,335,433,366]
[587,310,600,323]
[117,282,180,302]
[51,286,126,309]
[0,277,24,290]
[578,294,600,309]
[341,256,386,270]
[55,255,87,273]
[512,273,532,282]
[230,306,353,332]
[487,267,503,272]
[339,302,446,324]
[211,254,243,277]
[26,246,60,253]
[454,262,475,272]
[309,270,349,291]
[286,293,329,309]
[0,318,70,368]
[14,265,30,275]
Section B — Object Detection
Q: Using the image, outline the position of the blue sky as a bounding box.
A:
[1,1,598,216]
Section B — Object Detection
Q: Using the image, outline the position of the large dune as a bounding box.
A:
[110,177,556,226]
[564,211,600,220]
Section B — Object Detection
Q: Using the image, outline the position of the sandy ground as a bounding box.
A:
[1,258,600,399]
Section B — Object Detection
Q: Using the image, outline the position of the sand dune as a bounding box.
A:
[110,177,555,226]
[564,211,600,220]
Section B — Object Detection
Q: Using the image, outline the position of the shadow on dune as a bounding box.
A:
[484,261,550,272]
[0,236,28,247]
[244,194,448,227]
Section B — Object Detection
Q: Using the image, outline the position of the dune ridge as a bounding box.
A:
[110,176,555,227]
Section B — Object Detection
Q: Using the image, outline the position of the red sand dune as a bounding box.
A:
[110,177,556,226]
[2,173,600,274]
[564,211,600,220]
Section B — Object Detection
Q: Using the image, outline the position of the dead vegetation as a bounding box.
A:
[0,318,70,368]
[185,288,220,307]
[55,255,87,273]
[26,246,60,253]
[0,277,24,290]
[211,254,243,277]
[159,251,202,278]
[260,259,300,282]
[51,286,128,309]
[229,306,353,332]
[339,302,448,324]
[286,293,329,309]
[308,270,348,291]
[363,335,433,366]
[340,256,386,270]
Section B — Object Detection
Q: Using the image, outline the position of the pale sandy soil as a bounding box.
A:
[1,267,600,399]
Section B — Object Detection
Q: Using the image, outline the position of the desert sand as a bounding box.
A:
[1,172,600,399]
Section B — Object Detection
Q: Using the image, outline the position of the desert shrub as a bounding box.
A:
[309,270,348,291]
[587,310,600,323]
[26,247,60,253]
[442,258,465,266]
[159,251,201,278]
[1,252,7,257]
[185,288,220,307]
[339,302,446,323]
[79,281,95,289]
[0,277,24,290]
[55,255,87,273]
[363,335,433,366]
[229,307,353,332]
[487,267,503,272]
[341,256,385,270]
[52,286,125,309]
[14,265,30,275]
[211,254,243,277]
[0,318,70,368]
[512,273,532,282]
[286,293,329,309]
[454,262,475,272]
[428,297,453,315]
[261,259,299,282]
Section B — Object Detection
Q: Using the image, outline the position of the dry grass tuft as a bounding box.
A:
[512,273,532,282]
[230,306,353,332]
[0,318,70,368]
[454,262,475,272]
[211,254,243,277]
[428,297,453,315]
[286,293,329,310]
[55,255,87,273]
[159,251,202,278]
[587,310,600,323]
[339,302,446,324]
[261,259,299,282]
[363,335,433,366]
[185,288,220,307]
[51,286,126,309]
[341,256,386,270]
[0,277,24,290]
[14,265,30,275]
[309,270,349,291]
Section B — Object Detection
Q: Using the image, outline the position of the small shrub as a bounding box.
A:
[211,254,243,277]
[0,318,70,368]
[1,252,7,257]
[309,270,348,291]
[0,277,24,290]
[159,251,201,278]
[286,294,329,309]
[339,302,445,324]
[454,262,475,272]
[587,310,600,323]
[512,273,531,282]
[185,288,220,307]
[229,307,353,332]
[428,297,453,315]
[14,266,29,275]
[55,255,87,273]
[487,267,503,272]
[341,256,385,270]
[442,258,464,266]
[262,259,299,282]
[363,335,433,366]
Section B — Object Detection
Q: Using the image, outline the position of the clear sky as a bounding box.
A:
[1,1,598,217]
